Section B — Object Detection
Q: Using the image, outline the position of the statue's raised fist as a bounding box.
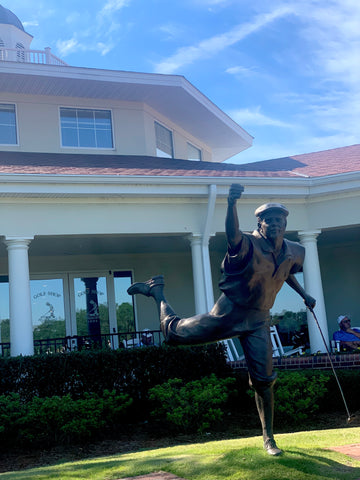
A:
[228,184,244,204]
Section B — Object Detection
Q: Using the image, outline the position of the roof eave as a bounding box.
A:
[0,62,253,161]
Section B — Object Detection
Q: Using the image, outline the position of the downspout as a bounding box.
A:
[202,184,217,310]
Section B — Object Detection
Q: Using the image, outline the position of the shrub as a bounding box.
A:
[274,371,329,423]
[149,374,236,434]
[0,390,132,448]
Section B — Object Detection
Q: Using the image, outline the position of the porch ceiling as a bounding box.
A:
[0,225,358,259]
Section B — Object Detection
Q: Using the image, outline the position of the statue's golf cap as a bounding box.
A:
[255,203,289,218]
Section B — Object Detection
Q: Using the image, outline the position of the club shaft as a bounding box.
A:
[309,307,351,421]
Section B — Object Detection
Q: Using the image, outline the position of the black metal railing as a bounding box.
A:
[0,330,164,357]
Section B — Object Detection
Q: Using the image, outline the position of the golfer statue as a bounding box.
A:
[128,184,316,456]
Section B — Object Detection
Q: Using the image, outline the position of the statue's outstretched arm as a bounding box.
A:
[226,184,244,250]
[286,274,316,309]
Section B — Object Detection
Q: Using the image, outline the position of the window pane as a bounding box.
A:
[60,108,77,127]
[31,278,66,340]
[73,276,109,344]
[114,272,135,334]
[187,143,202,161]
[0,126,17,144]
[96,129,113,148]
[0,277,9,345]
[77,109,95,127]
[78,127,96,147]
[61,127,79,147]
[155,122,173,158]
[95,110,111,125]
[0,104,17,145]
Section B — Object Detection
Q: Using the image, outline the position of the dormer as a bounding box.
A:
[0,5,66,65]
[0,5,33,58]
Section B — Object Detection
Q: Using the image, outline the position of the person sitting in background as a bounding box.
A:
[137,329,155,347]
[333,315,360,351]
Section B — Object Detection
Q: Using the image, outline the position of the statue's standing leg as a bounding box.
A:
[241,327,282,456]
[254,384,282,456]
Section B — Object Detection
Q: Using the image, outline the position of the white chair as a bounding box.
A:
[270,325,304,357]
[123,337,140,348]
[331,339,340,353]
[221,339,244,361]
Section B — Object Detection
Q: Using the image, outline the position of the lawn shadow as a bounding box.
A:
[281,449,360,479]
[3,443,360,480]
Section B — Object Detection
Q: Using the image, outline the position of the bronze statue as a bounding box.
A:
[128,184,316,456]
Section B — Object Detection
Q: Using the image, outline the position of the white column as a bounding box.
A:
[189,234,207,314]
[298,230,329,353]
[202,237,214,311]
[5,237,34,357]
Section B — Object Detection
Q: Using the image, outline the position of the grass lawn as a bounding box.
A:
[0,427,359,480]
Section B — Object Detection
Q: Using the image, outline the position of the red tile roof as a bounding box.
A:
[0,144,358,179]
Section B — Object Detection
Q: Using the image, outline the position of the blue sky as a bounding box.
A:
[7,0,360,164]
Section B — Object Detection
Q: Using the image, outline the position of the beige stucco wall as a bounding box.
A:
[1,93,213,161]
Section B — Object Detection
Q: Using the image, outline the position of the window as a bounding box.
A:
[0,276,9,345]
[155,121,173,158]
[0,104,17,145]
[60,107,113,148]
[113,271,135,334]
[187,142,202,161]
[31,278,66,340]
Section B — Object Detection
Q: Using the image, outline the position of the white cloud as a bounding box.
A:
[56,38,79,57]
[99,0,130,17]
[226,66,255,75]
[230,107,293,128]
[289,0,360,86]
[154,6,293,73]
[22,21,39,27]
[158,23,185,41]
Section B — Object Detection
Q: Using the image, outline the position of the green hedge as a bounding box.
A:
[0,344,230,407]
[0,390,132,448]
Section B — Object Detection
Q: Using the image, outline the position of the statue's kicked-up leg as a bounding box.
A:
[127,275,243,346]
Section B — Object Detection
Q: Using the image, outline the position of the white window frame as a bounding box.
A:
[59,107,115,150]
[155,121,174,158]
[0,103,19,146]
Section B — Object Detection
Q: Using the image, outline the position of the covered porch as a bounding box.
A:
[0,221,358,358]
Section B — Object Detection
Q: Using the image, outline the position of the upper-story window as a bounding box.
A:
[187,142,202,161]
[155,121,173,158]
[60,107,113,149]
[0,104,17,145]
